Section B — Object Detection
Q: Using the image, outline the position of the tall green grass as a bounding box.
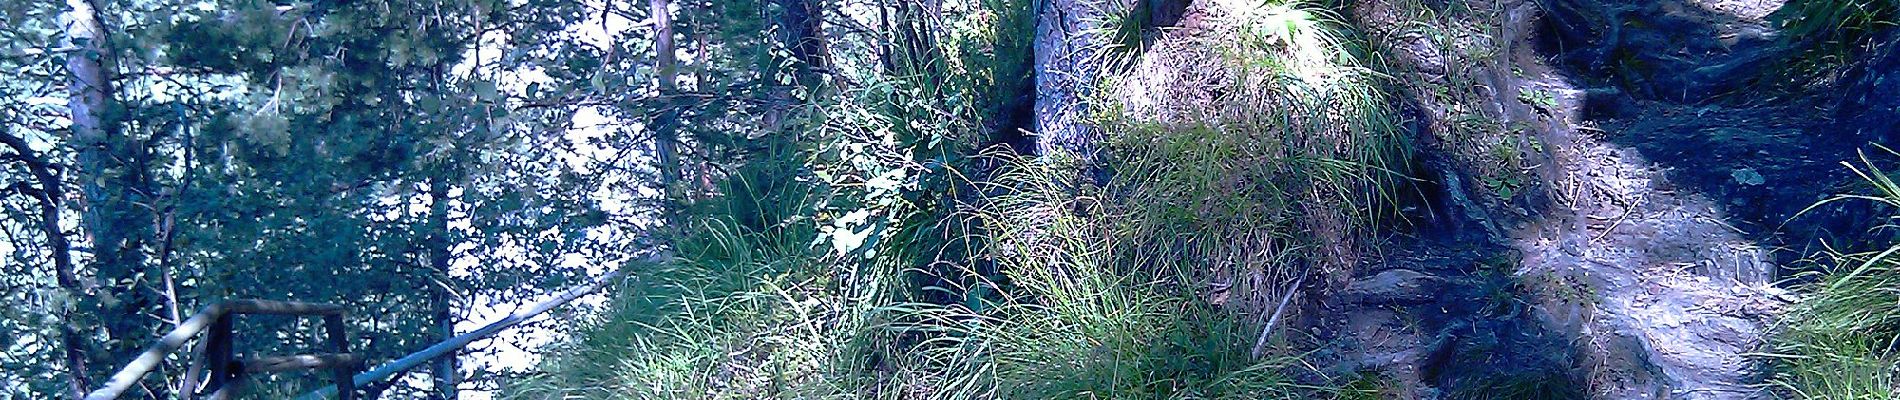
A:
[875,149,1317,399]
[507,116,1331,400]
[511,1,1413,398]
[1768,147,1900,399]
[504,153,876,398]
[861,2,1418,396]
[1763,0,1899,93]
[1094,0,1414,307]
[1767,249,1900,399]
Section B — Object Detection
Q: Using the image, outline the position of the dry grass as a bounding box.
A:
[1352,0,1544,204]
[1099,0,1413,320]
[512,1,1422,398]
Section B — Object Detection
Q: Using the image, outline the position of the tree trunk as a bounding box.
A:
[765,0,829,127]
[778,0,829,88]
[427,180,457,400]
[690,2,717,197]
[66,0,157,386]
[0,130,90,398]
[1033,0,1103,157]
[650,0,683,221]
[887,1,941,76]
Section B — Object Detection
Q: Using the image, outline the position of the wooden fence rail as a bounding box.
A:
[83,300,358,400]
[295,263,634,399]
[86,254,654,400]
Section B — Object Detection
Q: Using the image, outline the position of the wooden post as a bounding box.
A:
[325,315,356,400]
[296,259,645,400]
[86,300,359,400]
[203,314,234,399]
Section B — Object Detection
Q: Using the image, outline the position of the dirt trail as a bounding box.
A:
[1516,4,1789,397]
[1327,0,1887,398]
[1513,94,1789,399]
[1521,0,1900,396]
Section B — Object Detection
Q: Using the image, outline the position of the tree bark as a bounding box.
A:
[649,0,684,223]
[65,0,158,387]
[0,129,91,398]
[778,0,830,88]
[765,0,829,126]
[887,1,941,76]
[427,180,457,400]
[1033,0,1103,158]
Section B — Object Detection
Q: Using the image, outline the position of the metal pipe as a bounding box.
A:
[85,300,349,400]
[296,261,640,400]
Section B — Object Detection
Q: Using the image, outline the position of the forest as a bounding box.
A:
[4,0,1900,398]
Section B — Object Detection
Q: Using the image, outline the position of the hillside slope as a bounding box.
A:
[513,0,1900,398]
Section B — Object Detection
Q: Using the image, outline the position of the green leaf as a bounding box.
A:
[472,80,500,102]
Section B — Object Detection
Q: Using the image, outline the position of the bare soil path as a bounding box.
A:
[1332,0,1893,398]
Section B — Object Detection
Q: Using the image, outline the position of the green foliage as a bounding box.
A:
[880,151,1314,399]
[508,176,862,398]
[1766,0,1900,91]
[515,0,1372,396]
[0,1,84,396]
[514,0,1041,397]
[0,0,626,395]
[1240,2,1320,48]
[1517,88,1558,113]
[1769,147,1900,399]
[161,1,621,395]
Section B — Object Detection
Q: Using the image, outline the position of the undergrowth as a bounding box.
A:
[1100,0,1415,307]
[504,145,872,398]
[509,1,1416,398]
[1769,147,1900,399]
[879,149,1319,398]
[1762,0,1900,94]
[1357,0,1539,206]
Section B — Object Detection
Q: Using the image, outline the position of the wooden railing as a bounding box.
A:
[295,264,633,399]
[83,300,359,400]
[87,254,653,400]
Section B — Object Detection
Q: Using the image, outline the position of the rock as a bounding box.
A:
[1583,86,1635,120]
[1344,269,1444,305]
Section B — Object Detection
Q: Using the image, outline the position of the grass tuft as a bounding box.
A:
[512,1,1415,398]
[1767,146,1900,399]
[1762,0,1900,93]
[1101,0,1416,315]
